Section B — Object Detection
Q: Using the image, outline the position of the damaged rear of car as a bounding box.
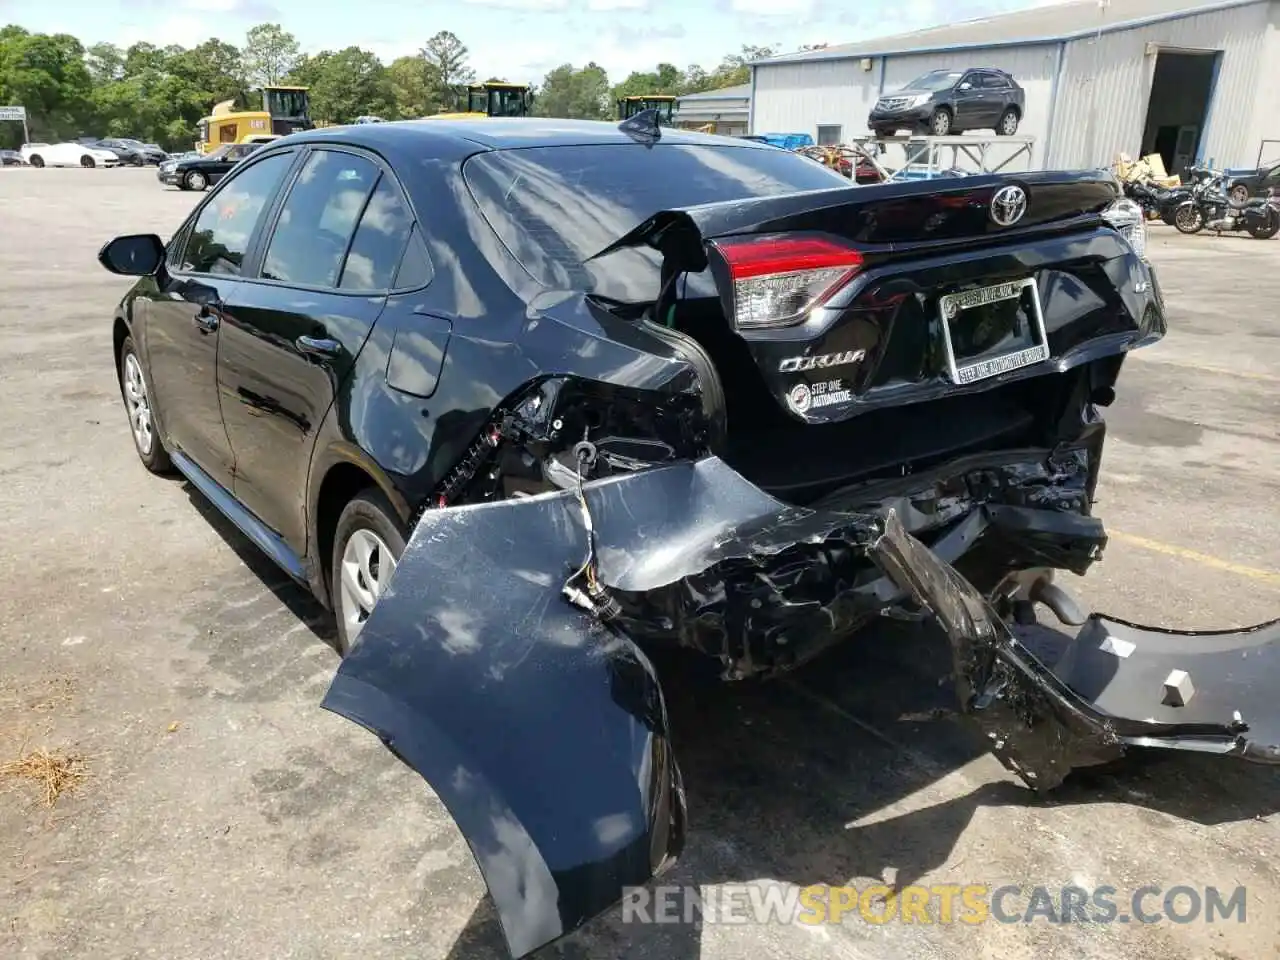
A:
[321,128,1278,958]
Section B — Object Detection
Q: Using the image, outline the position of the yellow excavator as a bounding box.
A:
[617,95,677,126]
[196,86,313,153]
[429,82,533,120]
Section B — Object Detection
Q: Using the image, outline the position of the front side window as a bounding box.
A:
[181,153,294,275]
[339,177,416,290]
[261,150,380,287]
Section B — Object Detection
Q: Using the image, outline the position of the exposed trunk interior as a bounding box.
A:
[669,296,1089,506]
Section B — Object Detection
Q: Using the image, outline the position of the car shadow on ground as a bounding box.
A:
[440,621,1280,960]
[181,481,338,646]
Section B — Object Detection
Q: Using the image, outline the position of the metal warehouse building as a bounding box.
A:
[750,0,1280,171]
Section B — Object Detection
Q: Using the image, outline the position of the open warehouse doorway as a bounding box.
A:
[1140,49,1219,178]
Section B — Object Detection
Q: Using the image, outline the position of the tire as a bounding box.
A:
[1160,209,1177,226]
[1247,211,1280,239]
[330,488,407,655]
[997,108,1019,136]
[930,107,952,136]
[1174,204,1204,234]
[183,170,207,191]
[117,336,173,475]
[1230,184,1250,204]
[80,155,95,168]
[28,154,43,168]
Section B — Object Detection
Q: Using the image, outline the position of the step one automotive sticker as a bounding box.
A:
[787,379,852,415]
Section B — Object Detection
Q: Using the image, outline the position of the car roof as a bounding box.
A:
[275,118,775,160]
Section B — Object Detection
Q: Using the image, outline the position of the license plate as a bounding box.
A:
[937,277,1050,385]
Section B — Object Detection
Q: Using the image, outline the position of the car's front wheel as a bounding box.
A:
[184,170,208,191]
[331,489,407,654]
[80,155,95,168]
[930,107,952,136]
[27,154,43,168]
[118,336,172,474]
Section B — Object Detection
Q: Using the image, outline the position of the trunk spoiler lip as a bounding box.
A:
[584,168,1122,264]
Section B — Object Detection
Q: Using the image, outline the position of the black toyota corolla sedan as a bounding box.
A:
[100,116,1279,960]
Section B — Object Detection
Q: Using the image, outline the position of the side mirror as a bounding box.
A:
[959,82,973,91]
[98,234,165,277]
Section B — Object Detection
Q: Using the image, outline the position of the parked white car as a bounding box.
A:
[20,142,120,169]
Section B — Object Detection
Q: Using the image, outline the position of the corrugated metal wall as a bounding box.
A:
[1049,1,1271,168]
[881,46,1060,167]
[751,59,881,138]
[1247,2,1280,165]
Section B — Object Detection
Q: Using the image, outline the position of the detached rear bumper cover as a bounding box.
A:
[323,456,1280,958]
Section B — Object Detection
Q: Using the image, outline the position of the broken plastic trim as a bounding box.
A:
[873,510,1280,790]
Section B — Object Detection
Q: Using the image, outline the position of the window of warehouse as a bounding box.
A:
[817,125,842,145]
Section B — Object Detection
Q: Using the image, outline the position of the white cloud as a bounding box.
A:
[114,15,212,48]
[462,0,570,9]
[587,0,649,10]
[731,0,814,14]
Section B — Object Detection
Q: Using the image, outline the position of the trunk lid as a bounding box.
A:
[598,171,1155,428]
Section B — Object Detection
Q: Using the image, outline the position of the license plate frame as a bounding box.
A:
[937,277,1050,385]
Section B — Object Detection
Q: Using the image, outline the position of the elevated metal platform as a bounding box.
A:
[814,134,1037,183]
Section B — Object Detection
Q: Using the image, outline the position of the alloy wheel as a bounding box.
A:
[338,528,399,644]
[122,353,154,456]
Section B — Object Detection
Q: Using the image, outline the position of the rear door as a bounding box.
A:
[217,146,417,551]
[979,71,1012,127]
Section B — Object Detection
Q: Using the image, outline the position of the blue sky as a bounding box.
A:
[1,0,1056,85]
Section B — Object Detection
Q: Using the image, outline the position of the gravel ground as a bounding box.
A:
[1,167,1278,960]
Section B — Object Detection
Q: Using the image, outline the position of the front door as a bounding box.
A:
[219,147,416,550]
[144,150,297,484]
[951,72,985,130]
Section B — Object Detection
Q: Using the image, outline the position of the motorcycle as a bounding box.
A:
[1175,171,1280,238]
[1122,178,1192,225]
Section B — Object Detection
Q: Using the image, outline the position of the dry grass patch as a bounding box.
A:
[0,745,89,807]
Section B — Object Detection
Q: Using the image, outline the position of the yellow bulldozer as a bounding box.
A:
[196,85,314,154]
[617,95,676,126]
[429,82,533,120]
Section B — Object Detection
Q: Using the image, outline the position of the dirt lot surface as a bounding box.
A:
[2,167,1278,960]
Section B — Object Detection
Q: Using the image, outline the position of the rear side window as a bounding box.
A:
[262,150,379,288]
[181,152,293,275]
[981,73,1011,89]
[463,143,850,302]
[339,176,416,290]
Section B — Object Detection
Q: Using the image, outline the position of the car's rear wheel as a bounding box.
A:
[331,489,407,655]
[80,155,95,168]
[118,336,172,474]
[930,107,952,136]
[28,154,43,168]
[997,108,1019,135]
[184,170,207,191]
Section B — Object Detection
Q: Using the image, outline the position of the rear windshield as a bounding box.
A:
[463,142,850,303]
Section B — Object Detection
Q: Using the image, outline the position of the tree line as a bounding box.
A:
[0,21,780,151]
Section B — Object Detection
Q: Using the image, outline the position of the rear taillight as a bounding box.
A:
[711,235,864,330]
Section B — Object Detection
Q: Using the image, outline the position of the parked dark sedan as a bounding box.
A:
[157,141,260,190]
[78,137,145,165]
[113,138,168,165]
[1224,160,1280,202]
[869,67,1025,137]
[98,118,1275,960]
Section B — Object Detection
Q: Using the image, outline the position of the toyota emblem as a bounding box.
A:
[990,184,1027,227]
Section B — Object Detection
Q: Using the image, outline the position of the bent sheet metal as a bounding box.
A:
[323,456,1280,959]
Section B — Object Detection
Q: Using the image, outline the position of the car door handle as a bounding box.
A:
[296,335,342,358]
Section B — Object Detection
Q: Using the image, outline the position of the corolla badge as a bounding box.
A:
[990,184,1028,227]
